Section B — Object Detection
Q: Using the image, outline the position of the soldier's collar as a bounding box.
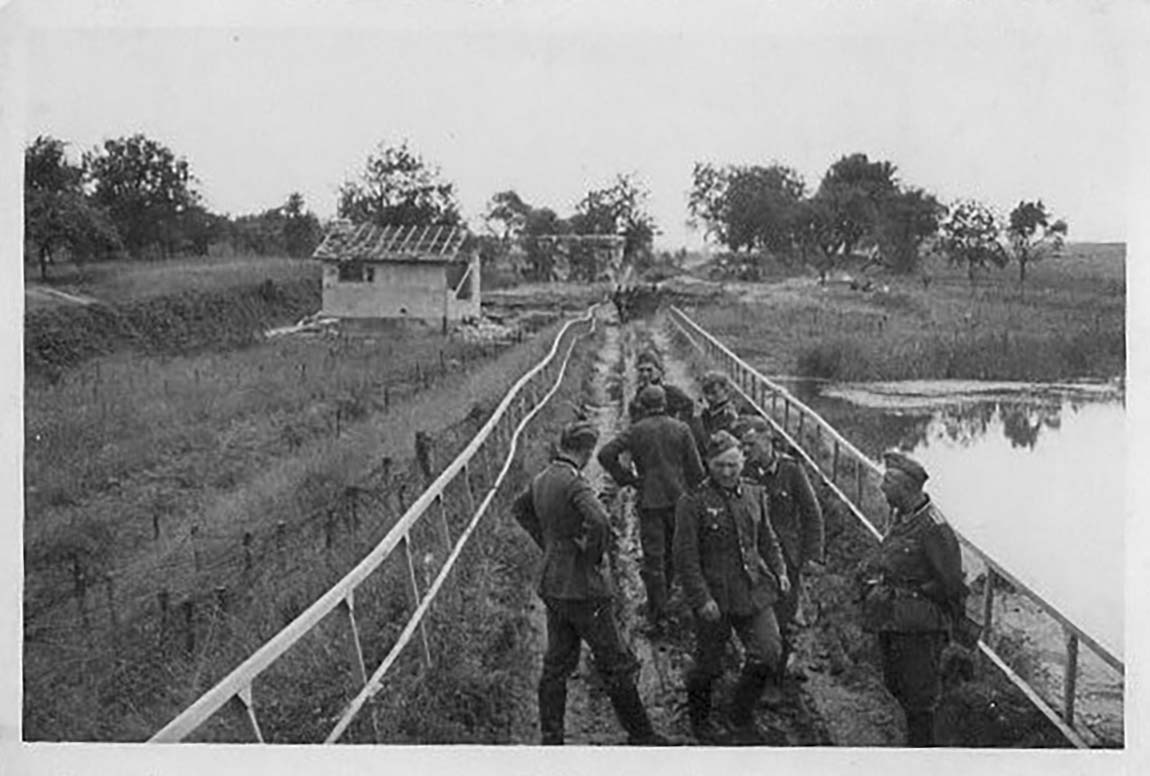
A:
[894,494,932,522]
[709,478,742,498]
[552,453,582,471]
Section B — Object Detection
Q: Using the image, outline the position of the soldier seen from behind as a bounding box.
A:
[511,420,670,746]
[858,450,968,747]
[599,385,705,636]
[673,431,791,745]
[627,349,695,425]
[733,415,824,686]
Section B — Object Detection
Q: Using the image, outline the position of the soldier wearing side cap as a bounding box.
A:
[673,431,790,745]
[733,415,824,686]
[599,385,705,635]
[511,420,669,746]
[858,450,968,747]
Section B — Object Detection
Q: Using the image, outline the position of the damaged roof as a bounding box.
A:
[312,222,468,263]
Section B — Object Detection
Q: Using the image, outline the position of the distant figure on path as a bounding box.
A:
[512,420,669,746]
[674,431,790,745]
[733,415,824,685]
[858,450,968,747]
[599,385,705,635]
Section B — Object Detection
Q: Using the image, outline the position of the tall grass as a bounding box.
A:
[691,248,1125,383]
[22,310,570,740]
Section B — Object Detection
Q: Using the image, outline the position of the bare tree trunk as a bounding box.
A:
[39,246,50,282]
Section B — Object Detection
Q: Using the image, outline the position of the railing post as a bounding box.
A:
[403,535,433,668]
[981,568,996,647]
[1064,631,1079,726]
[341,591,380,741]
[797,412,805,448]
[783,400,790,434]
[855,462,864,506]
[463,464,477,517]
[832,441,840,482]
[230,684,265,743]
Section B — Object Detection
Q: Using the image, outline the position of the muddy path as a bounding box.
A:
[519,308,903,747]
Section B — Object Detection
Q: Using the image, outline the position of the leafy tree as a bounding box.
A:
[84,133,200,258]
[937,199,1008,288]
[1006,200,1068,293]
[814,153,899,256]
[791,197,840,282]
[872,187,945,274]
[687,162,806,257]
[484,189,533,241]
[570,173,658,261]
[24,135,121,279]
[338,141,461,227]
[282,192,323,258]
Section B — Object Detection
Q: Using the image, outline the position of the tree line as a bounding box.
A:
[24,134,325,280]
[688,152,1068,292]
[25,133,1067,293]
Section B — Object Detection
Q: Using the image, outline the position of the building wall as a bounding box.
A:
[322,261,447,320]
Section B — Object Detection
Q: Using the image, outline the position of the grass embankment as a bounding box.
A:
[691,244,1125,383]
[23,261,590,740]
[25,258,323,382]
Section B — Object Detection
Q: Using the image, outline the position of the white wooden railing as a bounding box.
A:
[668,305,1123,749]
[149,305,601,743]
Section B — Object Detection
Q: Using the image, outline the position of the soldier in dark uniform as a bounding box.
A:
[599,385,705,635]
[733,415,824,684]
[673,431,791,745]
[627,349,695,425]
[511,420,668,746]
[858,450,968,747]
[699,371,740,437]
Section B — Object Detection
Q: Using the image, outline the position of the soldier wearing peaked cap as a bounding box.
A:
[512,420,668,745]
[600,385,705,635]
[858,449,968,747]
[699,371,740,440]
[673,431,790,745]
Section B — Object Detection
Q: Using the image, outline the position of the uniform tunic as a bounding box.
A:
[627,382,695,425]
[860,496,967,716]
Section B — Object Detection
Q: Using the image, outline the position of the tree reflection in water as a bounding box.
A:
[898,401,1066,451]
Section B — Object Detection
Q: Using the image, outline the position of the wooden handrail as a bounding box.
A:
[149,305,600,743]
[667,304,1122,748]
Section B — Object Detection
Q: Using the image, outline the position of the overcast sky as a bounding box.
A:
[14,0,1142,248]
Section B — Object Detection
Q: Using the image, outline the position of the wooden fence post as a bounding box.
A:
[191,525,202,572]
[183,600,195,654]
[243,531,254,572]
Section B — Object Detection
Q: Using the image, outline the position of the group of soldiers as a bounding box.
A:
[512,347,968,747]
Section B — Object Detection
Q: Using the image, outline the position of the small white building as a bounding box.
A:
[312,222,480,322]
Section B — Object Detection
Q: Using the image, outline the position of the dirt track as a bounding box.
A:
[514,307,906,747]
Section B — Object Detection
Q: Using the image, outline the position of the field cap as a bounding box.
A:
[732,414,771,441]
[883,449,929,487]
[560,420,599,449]
[705,430,741,460]
[701,370,731,392]
[637,384,667,410]
[636,349,663,372]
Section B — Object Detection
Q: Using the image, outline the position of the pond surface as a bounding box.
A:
[793,377,1125,660]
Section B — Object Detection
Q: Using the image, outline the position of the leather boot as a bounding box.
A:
[687,674,723,744]
[607,682,662,744]
[538,680,567,745]
[905,711,936,747]
[730,668,771,728]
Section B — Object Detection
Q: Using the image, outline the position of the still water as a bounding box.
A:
[806,379,1125,660]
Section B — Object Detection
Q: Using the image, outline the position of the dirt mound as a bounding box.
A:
[24,278,320,383]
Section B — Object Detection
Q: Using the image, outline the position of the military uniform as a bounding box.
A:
[743,453,824,667]
[674,476,788,736]
[627,382,695,424]
[860,495,966,747]
[599,408,704,623]
[512,452,657,745]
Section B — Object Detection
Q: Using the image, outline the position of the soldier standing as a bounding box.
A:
[627,349,695,425]
[511,420,668,746]
[699,371,740,436]
[858,450,968,747]
[599,385,705,635]
[673,431,790,745]
[733,415,824,684]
